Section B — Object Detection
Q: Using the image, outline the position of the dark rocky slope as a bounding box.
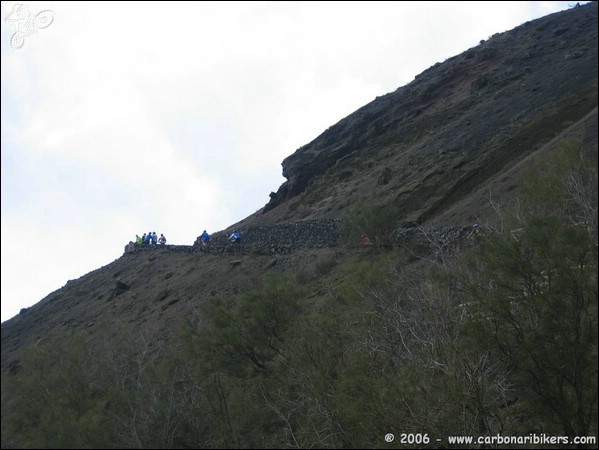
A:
[256,2,597,226]
[1,3,597,370]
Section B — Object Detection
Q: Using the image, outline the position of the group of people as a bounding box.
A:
[134,229,242,247]
[136,231,167,245]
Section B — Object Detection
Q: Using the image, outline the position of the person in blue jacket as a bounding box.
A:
[229,230,241,243]
[200,230,210,246]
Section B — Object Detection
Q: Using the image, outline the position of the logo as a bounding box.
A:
[4,4,54,49]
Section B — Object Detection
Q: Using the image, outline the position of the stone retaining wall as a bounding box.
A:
[124,220,485,255]
[125,219,342,255]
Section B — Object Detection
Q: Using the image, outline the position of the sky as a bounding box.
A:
[1,1,583,322]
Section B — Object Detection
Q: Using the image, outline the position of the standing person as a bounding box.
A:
[145,232,152,245]
[200,230,210,246]
[151,231,158,245]
[158,233,166,245]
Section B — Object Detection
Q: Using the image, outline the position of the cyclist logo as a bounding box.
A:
[4,4,54,49]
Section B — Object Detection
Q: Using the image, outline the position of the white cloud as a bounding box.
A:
[1,1,583,321]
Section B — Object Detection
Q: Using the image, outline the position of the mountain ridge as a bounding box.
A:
[247,2,597,227]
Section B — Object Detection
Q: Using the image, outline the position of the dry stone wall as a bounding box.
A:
[124,220,486,256]
[125,219,341,255]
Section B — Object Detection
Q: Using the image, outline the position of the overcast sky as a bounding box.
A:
[1,1,582,322]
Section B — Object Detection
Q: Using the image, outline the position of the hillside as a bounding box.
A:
[1,3,597,449]
[251,1,597,226]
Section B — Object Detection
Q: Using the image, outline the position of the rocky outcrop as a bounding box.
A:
[263,2,598,221]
